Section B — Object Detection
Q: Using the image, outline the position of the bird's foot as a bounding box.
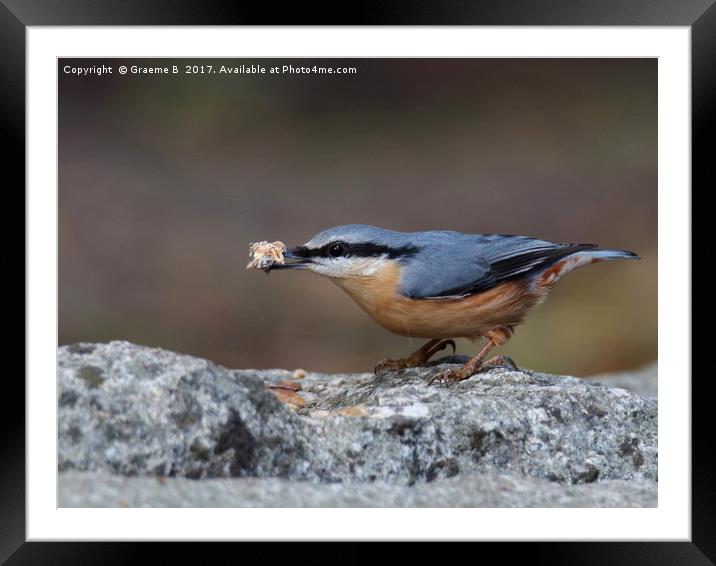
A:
[481,355,518,371]
[374,339,455,374]
[427,365,473,386]
[427,355,518,386]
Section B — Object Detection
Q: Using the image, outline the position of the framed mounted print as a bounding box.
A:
[6,1,708,562]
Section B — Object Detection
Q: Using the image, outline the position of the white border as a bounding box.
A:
[27,27,690,540]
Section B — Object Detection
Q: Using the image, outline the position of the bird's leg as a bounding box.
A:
[428,328,514,386]
[480,355,518,371]
[374,338,456,374]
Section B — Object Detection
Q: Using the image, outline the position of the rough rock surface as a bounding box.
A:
[59,471,657,508]
[58,341,658,507]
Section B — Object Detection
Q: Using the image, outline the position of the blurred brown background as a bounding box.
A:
[59,58,656,376]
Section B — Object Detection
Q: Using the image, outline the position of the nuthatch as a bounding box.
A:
[269,225,639,385]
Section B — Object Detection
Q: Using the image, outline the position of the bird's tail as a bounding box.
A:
[588,249,640,262]
[538,247,639,287]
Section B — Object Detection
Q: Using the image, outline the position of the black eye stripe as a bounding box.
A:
[300,242,420,260]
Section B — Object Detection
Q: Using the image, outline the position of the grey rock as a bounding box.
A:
[58,341,657,505]
[59,341,314,480]
[58,470,656,508]
[588,362,657,398]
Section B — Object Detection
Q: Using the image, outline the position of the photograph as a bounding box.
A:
[56,56,658,509]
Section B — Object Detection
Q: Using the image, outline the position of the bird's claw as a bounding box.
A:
[428,354,519,385]
[375,339,458,375]
[374,357,411,374]
[481,355,518,371]
[427,368,460,386]
[438,339,457,356]
[374,359,394,374]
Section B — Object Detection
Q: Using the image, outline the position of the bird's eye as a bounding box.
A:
[328,242,346,258]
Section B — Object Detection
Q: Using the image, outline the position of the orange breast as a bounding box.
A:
[331,263,546,339]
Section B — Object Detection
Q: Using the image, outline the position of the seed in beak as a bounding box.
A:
[246,241,286,271]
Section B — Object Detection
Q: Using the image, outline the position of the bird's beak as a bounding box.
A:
[270,246,312,270]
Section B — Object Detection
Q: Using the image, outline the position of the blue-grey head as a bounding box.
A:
[274,224,419,278]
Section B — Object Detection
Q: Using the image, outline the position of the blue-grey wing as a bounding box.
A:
[399,247,495,299]
[399,233,595,299]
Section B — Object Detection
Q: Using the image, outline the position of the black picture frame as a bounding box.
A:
[6,1,706,563]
